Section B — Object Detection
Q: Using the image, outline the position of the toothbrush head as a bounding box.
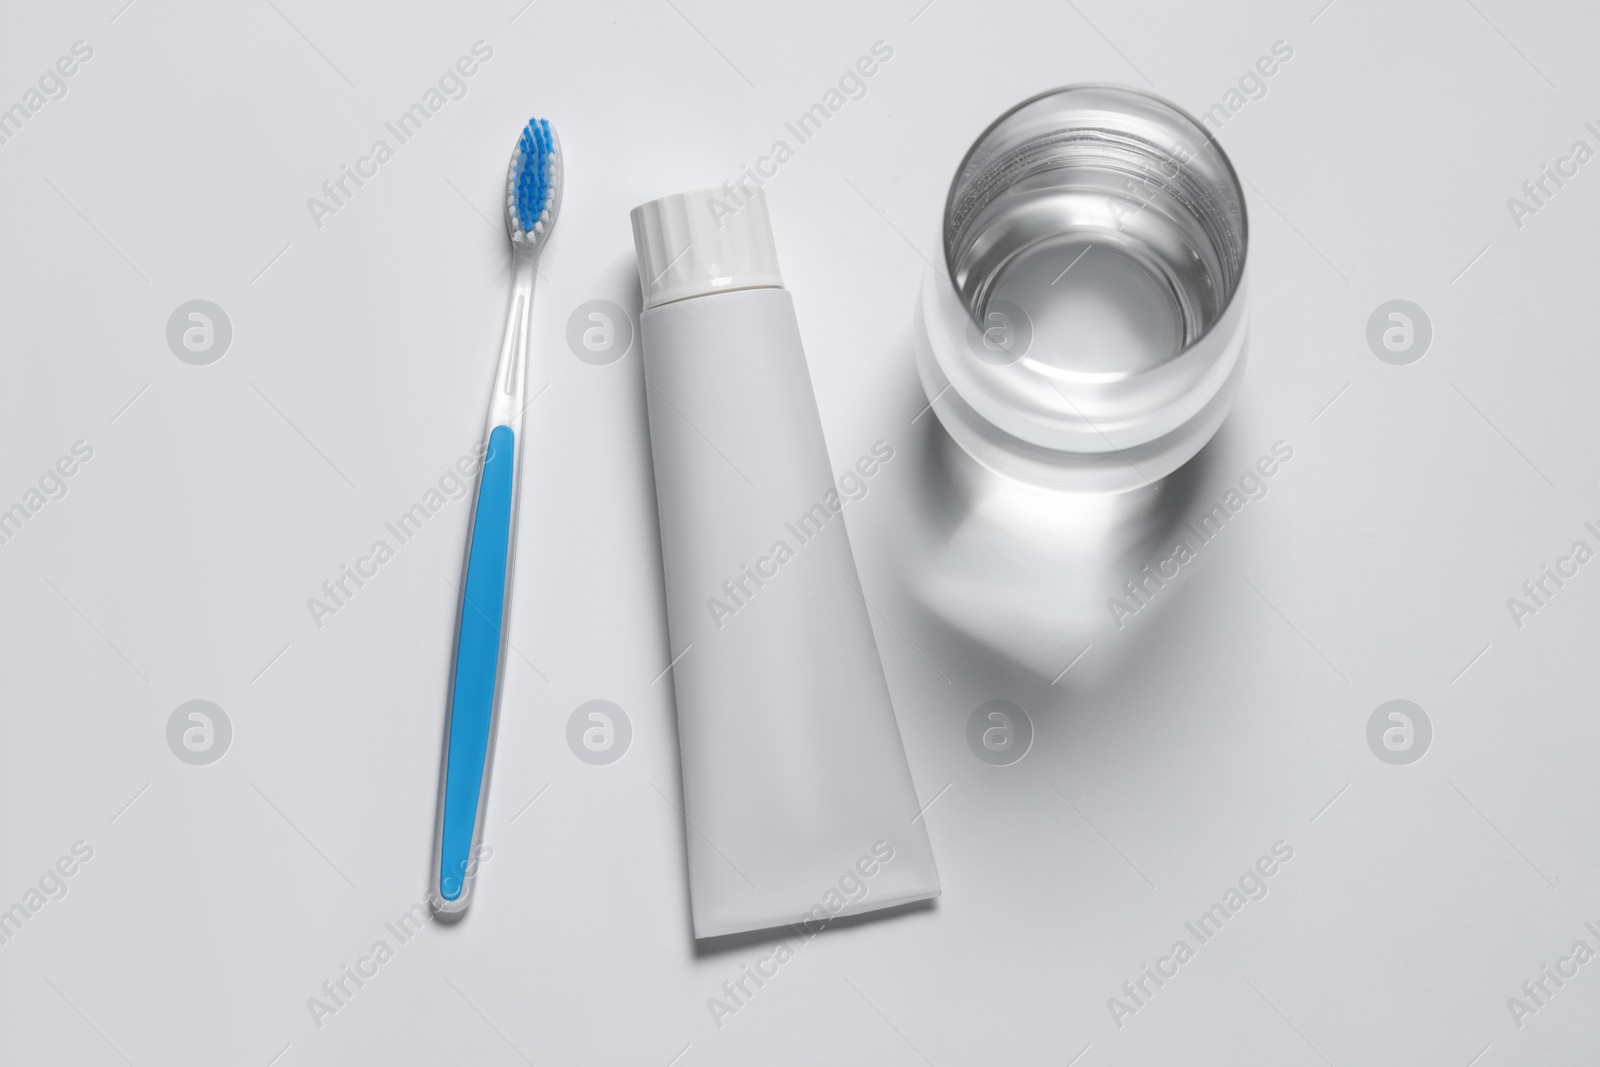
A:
[507,117,561,251]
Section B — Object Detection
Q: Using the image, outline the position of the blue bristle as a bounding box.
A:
[513,118,554,234]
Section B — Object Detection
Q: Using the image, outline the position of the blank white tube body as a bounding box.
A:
[632,189,939,938]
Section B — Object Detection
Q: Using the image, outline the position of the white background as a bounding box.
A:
[3,0,1599,1064]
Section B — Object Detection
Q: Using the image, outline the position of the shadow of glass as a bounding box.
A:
[896,398,1226,694]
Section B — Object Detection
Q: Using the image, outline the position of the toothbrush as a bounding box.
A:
[431,117,561,915]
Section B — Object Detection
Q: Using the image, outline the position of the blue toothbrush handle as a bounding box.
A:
[434,423,517,911]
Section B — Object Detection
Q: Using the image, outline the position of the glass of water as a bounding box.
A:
[915,84,1250,493]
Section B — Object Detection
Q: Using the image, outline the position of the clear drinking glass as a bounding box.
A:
[915,84,1250,493]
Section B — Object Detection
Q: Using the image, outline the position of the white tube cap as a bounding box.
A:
[630,187,784,310]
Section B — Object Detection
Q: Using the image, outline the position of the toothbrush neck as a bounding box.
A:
[486,253,537,435]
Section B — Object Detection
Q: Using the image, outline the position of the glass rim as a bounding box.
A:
[941,82,1251,369]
